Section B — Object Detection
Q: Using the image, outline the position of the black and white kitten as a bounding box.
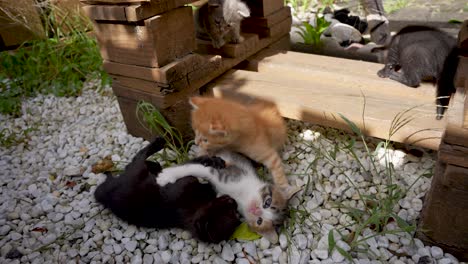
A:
[195,0,250,48]
[157,150,300,243]
[94,137,241,243]
[373,26,459,119]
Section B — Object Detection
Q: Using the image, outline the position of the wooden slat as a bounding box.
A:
[210,50,451,150]
[81,0,148,3]
[242,16,292,38]
[458,20,468,52]
[103,54,209,83]
[82,5,127,21]
[196,34,259,58]
[242,6,291,28]
[81,0,192,22]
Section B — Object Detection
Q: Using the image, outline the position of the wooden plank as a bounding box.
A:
[81,0,148,4]
[82,5,127,21]
[446,87,467,128]
[458,20,468,52]
[196,34,259,58]
[246,0,284,17]
[242,6,291,28]
[93,6,196,67]
[210,51,451,150]
[455,56,468,88]
[439,143,468,168]
[82,0,192,22]
[125,0,193,22]
[103,54,209,83]
[242,16,292,38]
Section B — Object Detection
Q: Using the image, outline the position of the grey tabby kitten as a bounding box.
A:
[157,150,300,243]
[195,0,250,49]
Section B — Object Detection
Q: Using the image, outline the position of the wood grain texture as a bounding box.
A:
[196,34,259,58]
[103,54,209,83]
[81,0,193,22]
[242,6,291,28]
[242,16,292,38]
[93,6,196,67]
[210,50,451,150]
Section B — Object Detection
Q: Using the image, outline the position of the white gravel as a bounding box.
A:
[0,82,465,264]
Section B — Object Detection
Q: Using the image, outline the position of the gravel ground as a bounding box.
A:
[0,83,464,264]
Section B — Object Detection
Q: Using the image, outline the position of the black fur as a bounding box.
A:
[94,137,241,243]
[375,26,459,119]
[333,8,368,34]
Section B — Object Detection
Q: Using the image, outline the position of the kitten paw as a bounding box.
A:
[232,35,244,44]
[156,171,176,186]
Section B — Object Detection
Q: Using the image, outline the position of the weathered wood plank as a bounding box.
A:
[82,5,128,21]
[458,20,468,52]
[93,6,196,67]
[103,54,209,83]
[81,0,193,22]
[242,6,291,28]
[242,16,292,38]
[80,0,149,3]
[210,50,451,150]
[196,34,259,58]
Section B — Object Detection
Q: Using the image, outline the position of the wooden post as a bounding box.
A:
[417,20,468,261]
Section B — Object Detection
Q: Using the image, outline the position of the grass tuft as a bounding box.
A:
[136,101,192,165]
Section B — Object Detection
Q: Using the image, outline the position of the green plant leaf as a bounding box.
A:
[230,222,262,241]
[448,19,462,24]
[328,231,336,254]
[339,114,362,136]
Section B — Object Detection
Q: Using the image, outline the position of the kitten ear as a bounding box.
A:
[189,97,204,110]
[237,4,250,18]
[282,185,302,200]
[259,229,278,244]
[209,123,228,137]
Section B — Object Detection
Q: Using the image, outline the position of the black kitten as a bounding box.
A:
[374,26,459,119]
[94,137,241,243]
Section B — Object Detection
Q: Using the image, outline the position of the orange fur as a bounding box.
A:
[190,96,291,188]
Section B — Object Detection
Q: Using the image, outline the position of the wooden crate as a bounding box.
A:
[92,6,196,67]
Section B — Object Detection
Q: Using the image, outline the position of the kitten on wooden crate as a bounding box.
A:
[373,26,459,119]
[195,0,250,48]
[94,137,241,243]
[157,150,300,243]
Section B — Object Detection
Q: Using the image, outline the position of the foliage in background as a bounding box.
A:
[136,101,192,166]
[0,3,110,116]
[383,0,410,14]
[297,17,331,47]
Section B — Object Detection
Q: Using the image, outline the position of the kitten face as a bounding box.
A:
[190,97,239,152]
[245,185,296,243]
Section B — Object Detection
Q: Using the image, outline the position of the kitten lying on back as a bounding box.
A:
[195,0,250,48]
[157,150,299,243]
[94,137,241,243]
[374,26,458,119]
[188,96,297,194]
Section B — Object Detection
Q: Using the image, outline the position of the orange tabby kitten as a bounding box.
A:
[189,96,296,194]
